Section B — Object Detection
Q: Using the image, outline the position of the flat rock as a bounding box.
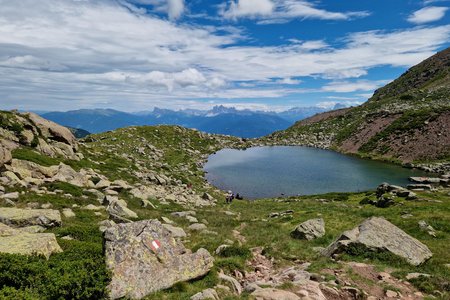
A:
[62,208,76,218]
[162,224,187,238]
[190,288,219,300]
[291,218,325,240]
[251,288,300,300]
[106,199,138,219]
[188,223,207,231]
[0,207,61,228]
[322,217,432,265]
[0,223,62,259]
[104,219,214,299]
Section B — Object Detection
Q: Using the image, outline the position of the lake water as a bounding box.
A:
[204,146,431,199]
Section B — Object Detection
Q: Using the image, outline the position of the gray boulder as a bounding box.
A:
[106,199,138,219]
[291,218,325,240]
[322,217,432,266]
[104,219,214,299]
[0,144,12,167]
[0,207,61,228]
[0,223,62,259]
[190,288,219,300]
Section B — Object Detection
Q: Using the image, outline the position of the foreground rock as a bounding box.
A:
[104,219,214,299]
[322,217,432,265]
[291,218,325,240]
[0,207,62,228]
[0,223,62,259]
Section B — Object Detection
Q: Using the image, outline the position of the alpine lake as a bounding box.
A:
[204,146,432,199]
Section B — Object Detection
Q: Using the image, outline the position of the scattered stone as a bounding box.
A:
[291,218,325,240]
[141,199,156,209]
[82,204,104,211]
[385,290,398,297]
[0,192,19,200]
[95,179,111,189]
[406,272,431,280]
[41,202,52,209]
[62,208,76,218]
[20,225,46,233]
[218,272,242,295]
[409,177,441,184]
[215,244,230,255]
[104,219,214,299]
[106,199,138,219]
[190,288,219,300]
[162,224,187,238]
[202,192,214,201]
[0,223,62,259]
[161,216,174,224]
[407,184,432,190]
[251,288,300,300]
[322,217,432,266]
[418,220,437,237]
[171,211,196,218]
[0,207,61,228]
[98,219,116,232]
[224,211,236,216]
[188,223,207,231]
[186,215,199,223]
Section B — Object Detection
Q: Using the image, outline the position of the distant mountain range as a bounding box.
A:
[40,104,350,138]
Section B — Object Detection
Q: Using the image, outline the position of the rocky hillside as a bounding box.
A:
[263,47,450,171]
[0,110,449,299]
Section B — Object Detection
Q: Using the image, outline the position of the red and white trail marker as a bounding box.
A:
[150,239,161,252]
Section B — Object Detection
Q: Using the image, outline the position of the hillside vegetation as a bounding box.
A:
[263,47,450,171]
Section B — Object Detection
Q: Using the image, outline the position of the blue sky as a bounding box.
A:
[0,0,449,112]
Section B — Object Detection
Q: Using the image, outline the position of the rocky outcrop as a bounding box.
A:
[322,217,432,266]
[0,144,12,167]
[0,223,62,259]
[104,219,214,299]
[0,207,62,228]
[25,112,77,149]
[291,218,325,240]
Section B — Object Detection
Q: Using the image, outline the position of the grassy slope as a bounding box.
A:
[262,47,450,164]
[1,124,449,299]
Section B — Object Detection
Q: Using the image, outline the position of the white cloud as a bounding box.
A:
[275,77,302,84]
[316,100,362,109]
[222,0,274,19]
[168,0,185,20]
[0,0,449,111]
[322,80,390,93]
[221,0,370,22]
[408,6,448,24]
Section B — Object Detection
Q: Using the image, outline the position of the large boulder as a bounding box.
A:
[0,144,12,167]
[291,218,325,240]
[24,112,77,149]
[104,219,214,299]
[0,207,62,228]
[0,223,62,259]
[251,288,300,300]
[322,217,432,266]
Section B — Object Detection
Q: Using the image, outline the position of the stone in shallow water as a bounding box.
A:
[322,217,432,266]
[104,219,214,299]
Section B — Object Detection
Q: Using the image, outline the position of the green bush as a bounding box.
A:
[218,246,252,259]
[46,182,84,197]
[0,241,110,300]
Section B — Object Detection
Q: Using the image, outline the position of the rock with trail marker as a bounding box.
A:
[104,219,214,299]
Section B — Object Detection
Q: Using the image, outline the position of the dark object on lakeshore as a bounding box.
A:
[235,193,243,200]
[226,191,234,204]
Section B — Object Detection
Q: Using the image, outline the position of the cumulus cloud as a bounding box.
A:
[221,0,275,19]
[322,80,390,93]
[221,0,370,22]
[0,0,449,111]
[408,6,448,24]
[168,0,185,20]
